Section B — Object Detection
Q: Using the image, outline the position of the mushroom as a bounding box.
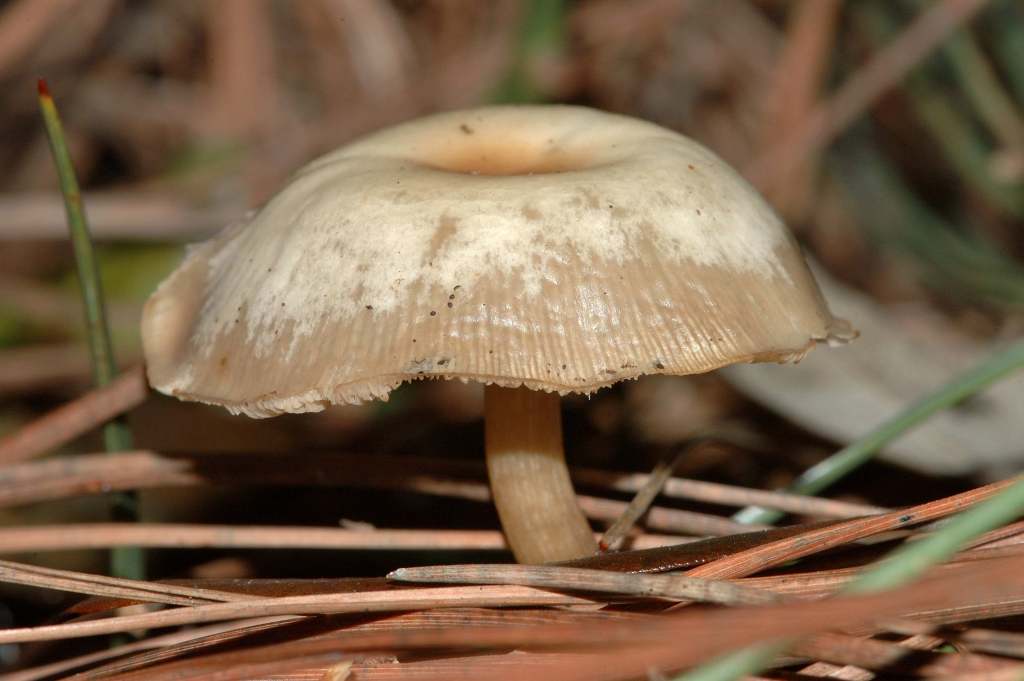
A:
[142,105,852,564]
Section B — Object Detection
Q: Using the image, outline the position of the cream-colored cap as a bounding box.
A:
[143,105,851,417]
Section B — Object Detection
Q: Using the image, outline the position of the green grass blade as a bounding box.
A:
[835,139,1024,309]
[37,79,143,580]
[848,474,1024,593]
[734,339,1024,525]
[672,645,784,681]
[856,2,1024,218]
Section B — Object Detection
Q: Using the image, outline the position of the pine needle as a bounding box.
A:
[36,78,142,580]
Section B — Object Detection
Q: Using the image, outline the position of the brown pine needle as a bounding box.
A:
[740,544,1024,599]
[686,476,1021,580]
[0,449,758,537]
[579,494,760,537]
[951,628,1024,659]
[964,518,1024,549]
[83,608,1024,681]
[4,616,295,681]
[599,452,684,551]
[792,631,1014,678]
[755,0,842,218]
[386,556,1024,647]
[425,557,1024,681]
[140,558,1024,681]
[83,609,643,680]
[0,523,680,554]
[0,449,883,522]
[0,558,244,605]
[942,669,1024,681]
[388,564,778,606]
[296,653,603,681]
[0,365,147,465]
[563,519,857,574]
[0,585,605,644]
[333,632,1016,681]
[574,466,885,519]
[10,557,1024,677]
[177,652,360,681]
[0,344,118,396]
[83,554,1024,677]
[0,191,239,241]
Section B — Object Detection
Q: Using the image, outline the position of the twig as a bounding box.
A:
[37,78,141,579]
[0,365,147,465]
[599,452,684,551]
[0,523,679,554]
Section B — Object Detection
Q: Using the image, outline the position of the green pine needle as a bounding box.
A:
[678,340,1024,681]
[734,339,1024,525]
[37,79,144,581]
[677,474,1024,681]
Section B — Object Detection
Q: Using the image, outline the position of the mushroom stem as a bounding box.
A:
[484,385,597,563]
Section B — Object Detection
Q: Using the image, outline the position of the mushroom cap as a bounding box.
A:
[143,105,851,417]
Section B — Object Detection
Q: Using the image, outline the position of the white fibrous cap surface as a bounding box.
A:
[142,105,850,417]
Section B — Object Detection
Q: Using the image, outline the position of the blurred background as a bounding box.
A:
[1,0,1024,623]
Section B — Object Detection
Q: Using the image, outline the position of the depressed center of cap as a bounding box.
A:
[419,139,594,176]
